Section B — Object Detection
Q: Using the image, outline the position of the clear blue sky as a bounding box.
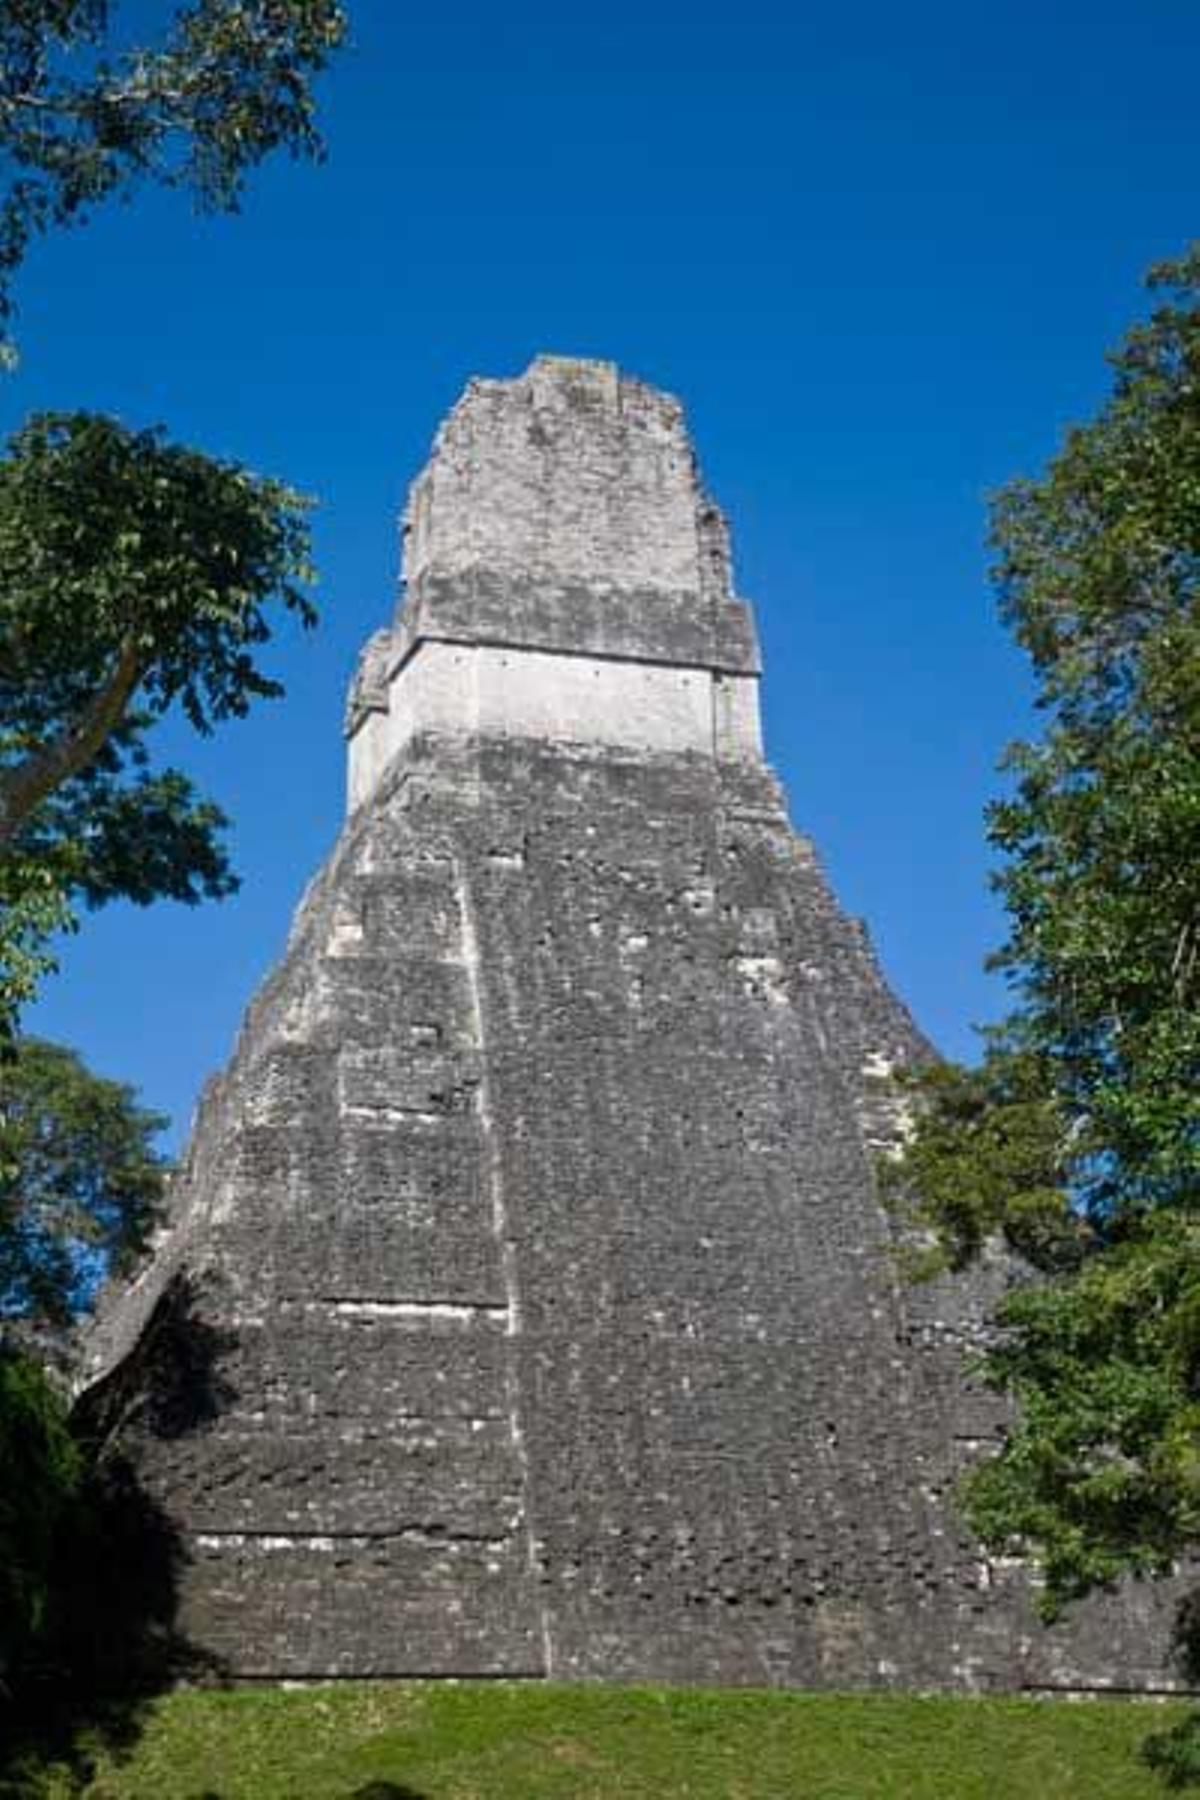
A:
[10,0,1199,1147]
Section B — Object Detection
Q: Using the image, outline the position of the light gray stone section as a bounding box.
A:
[350,643,763,811]
[406,356,718,603]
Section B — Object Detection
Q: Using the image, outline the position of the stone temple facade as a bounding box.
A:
[83,356,1176,1687]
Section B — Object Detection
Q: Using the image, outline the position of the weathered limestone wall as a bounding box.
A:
[81,358,1182,1689]
[404,357,724,602]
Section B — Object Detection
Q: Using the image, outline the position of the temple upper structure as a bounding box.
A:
[345,357,763,810]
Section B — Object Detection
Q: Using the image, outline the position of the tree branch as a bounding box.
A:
[0,636,144,846]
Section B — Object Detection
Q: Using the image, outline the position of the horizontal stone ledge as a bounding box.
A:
[253,1663,554,1677]
[1018,1681,1192,1697]
[300,1299,510,1324]
[386,627,761,686]
[191,1528,518,1552]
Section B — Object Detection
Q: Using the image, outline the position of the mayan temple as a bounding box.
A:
[82,356,1175,1688]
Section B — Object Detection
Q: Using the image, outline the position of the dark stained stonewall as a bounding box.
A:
[83,357,1179,1687]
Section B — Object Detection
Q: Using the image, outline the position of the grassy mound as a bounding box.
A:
[3,1681,1188,1798]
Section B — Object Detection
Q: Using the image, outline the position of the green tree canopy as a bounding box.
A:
[0,0,347,357]
[0,1037,167,1689]
[0,1035,168,1331]
[0,410,315,1041]
[0,1347,81,1680]
[887,248,1200,1671]
[0,4,348,1039]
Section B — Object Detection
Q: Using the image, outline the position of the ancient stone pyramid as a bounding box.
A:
[84,357,1171,1688]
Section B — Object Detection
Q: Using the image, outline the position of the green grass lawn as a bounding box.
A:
[3,1682,1190,1799]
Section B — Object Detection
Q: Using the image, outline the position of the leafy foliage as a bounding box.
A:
[0,0,347,358]
[1145,1711,1200,1791]
[0,1348,80,1679]
[0,1036,167,1328]
[887,247,1200,1681]
[0,409,315,1040]
[986,250,1200,1226]
[0,6,344,1034]
[0,1038,166,1689]
[965,1216,1200,1605]
[884,1051,1085,1276]
[0,855,70,1050]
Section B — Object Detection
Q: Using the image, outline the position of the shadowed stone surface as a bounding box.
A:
[83,357,1180,1687]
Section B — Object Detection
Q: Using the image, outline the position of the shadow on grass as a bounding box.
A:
[345,1784,430,1799]
[1139,1586,1200,1791]
[0,1275,234,1799]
